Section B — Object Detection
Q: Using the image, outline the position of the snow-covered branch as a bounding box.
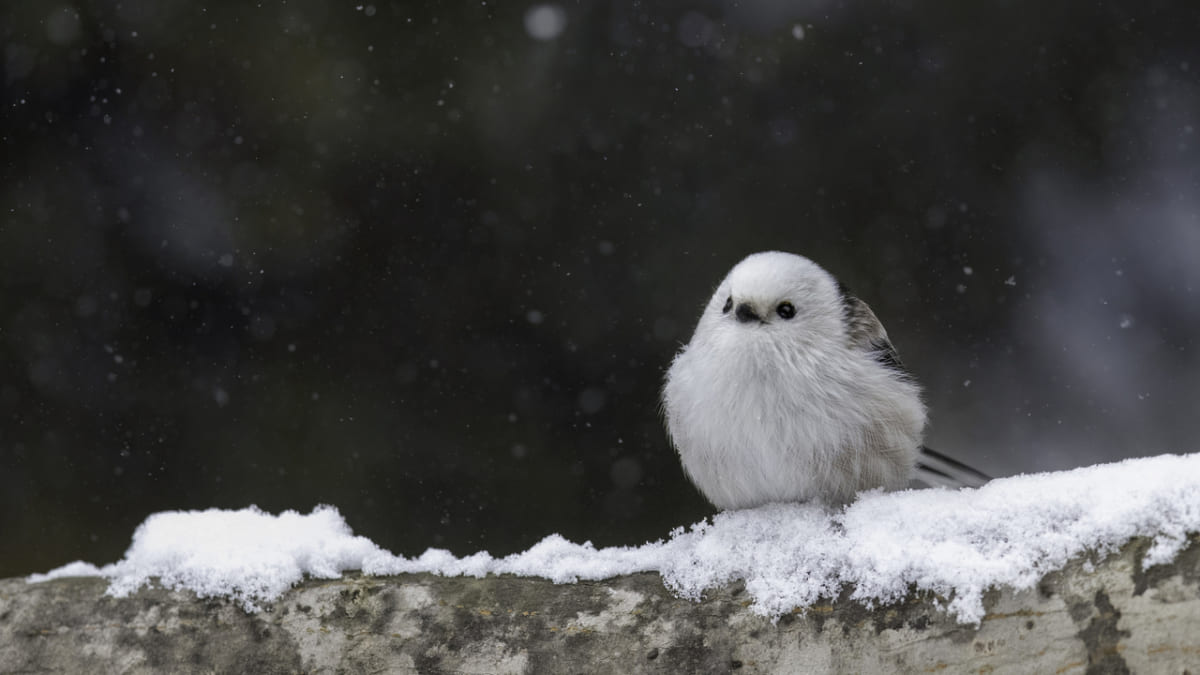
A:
[2,534,1198,673]
[6,454,1200,672]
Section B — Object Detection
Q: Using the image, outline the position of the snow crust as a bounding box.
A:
[29,453,1200,623]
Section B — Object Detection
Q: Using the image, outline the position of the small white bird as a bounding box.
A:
[663,251,984,510]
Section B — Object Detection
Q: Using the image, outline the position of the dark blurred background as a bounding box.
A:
[3,0,1199,577]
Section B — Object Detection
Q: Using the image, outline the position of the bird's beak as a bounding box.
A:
[734,302,762,324]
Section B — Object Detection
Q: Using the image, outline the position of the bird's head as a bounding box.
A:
[700,251,847,347]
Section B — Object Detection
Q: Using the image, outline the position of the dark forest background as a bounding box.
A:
[3,0,1199,577]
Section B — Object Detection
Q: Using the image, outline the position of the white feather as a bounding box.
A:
[662,251,927,509]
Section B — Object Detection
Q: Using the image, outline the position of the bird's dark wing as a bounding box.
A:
[836,282,909,376]
[836,285,990,490]
[913,445,991,490]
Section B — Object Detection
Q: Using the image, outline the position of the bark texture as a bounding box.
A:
[2,536,1198,674]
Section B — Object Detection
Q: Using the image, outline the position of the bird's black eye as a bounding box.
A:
[722,296,733,314]
[776,302,796,320]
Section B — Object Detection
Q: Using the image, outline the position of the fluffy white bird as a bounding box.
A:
[662,251,984,510]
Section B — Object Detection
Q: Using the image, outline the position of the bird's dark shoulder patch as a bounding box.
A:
[835,281,855,325]
[869,339,910,376]
[836,284,885,347]
[837,282,911,377]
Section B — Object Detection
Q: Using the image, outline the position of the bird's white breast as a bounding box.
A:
[663,326,924,509]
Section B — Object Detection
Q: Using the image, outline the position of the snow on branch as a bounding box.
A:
[30,453,1200,624]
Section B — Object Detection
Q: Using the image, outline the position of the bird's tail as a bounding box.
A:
[913,446,990,490]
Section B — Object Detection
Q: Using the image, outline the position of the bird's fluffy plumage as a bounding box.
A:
[662,251,926,509]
